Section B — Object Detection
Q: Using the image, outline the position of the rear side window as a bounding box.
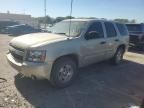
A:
[116,23,129,36]
[104,22,117,38]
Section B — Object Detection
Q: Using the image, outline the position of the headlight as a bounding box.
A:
[26,50,46,62]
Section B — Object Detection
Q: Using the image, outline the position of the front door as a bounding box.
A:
[80,21,107,66]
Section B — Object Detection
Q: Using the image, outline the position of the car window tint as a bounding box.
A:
[126,24,142,32]
[87,22,104,39]
[104,22,117,37]
[116,23,129,36]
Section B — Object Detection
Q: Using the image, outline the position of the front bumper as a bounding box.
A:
[7,53,53,80]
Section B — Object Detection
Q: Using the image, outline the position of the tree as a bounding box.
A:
[78,17,97,19]
[54,16,75,23]
[114,19,129,23]
[114,19,136,23]
[45,16,54,24]
[37,15,54,24]
[130,19,136,23]
[54,17,65,23]
[65,16,75,19]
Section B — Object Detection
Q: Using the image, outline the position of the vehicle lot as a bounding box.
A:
[0,34,144,108]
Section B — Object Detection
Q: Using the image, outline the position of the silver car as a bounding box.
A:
[7,19,129,88]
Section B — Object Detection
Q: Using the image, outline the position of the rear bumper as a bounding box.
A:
[7,53,53,80]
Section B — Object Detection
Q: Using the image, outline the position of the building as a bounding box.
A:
[0,13,39,28]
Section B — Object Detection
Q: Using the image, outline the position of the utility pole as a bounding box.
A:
[68,0,74,36]
[70,0,73,18]
[44,0,47,29]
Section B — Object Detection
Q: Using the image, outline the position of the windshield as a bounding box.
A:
[48,21,87,37]
[126,24,142,32]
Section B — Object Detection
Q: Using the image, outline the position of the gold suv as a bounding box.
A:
[7,19,129,88]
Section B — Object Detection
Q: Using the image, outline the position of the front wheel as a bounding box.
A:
[50,57,77,88]
[111,47,125,65]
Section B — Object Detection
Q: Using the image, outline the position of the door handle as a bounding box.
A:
[115,39,119,42]
[100,41,106,44]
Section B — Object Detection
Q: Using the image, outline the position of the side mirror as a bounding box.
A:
[85,31,99,40]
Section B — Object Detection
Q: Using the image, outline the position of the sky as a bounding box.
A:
[0,0,143,22]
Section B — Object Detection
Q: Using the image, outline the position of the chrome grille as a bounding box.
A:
[9,45,25,62]
[10,45,25,52]
[10,51,23,61]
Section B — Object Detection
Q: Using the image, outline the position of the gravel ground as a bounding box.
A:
[0,34,144,108]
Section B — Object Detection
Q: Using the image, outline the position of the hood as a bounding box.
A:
[129,31,144,35]
[10,33,67,49]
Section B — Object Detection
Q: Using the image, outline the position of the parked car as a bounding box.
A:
[0,21,19,33]
[5,24,41,35]
[41,24,53,32]
[7,19,129,88]
[126,24,144,49]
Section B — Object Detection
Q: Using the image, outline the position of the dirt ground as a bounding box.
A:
[0,34,144,108]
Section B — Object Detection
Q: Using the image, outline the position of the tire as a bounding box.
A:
[111,47,125,65]
[50,57,77,88]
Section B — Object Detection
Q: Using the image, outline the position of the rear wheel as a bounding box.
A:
[50,57,77,88]
[111,47,125,65]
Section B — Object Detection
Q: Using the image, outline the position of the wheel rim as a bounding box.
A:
[58,64,74,83]
[116,49,123,63]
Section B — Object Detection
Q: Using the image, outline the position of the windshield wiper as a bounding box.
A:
[56,32,66,35]
[55,32,69,36]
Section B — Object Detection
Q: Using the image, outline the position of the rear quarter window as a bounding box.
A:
[116,23,129,36]
[104,22,117,38]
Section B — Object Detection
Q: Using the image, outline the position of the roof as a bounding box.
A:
[63,18,108,22]
[126,23,144,25]
[63,18,125,24]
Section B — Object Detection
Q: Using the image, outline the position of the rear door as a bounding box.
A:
[116,23,129,47]
[103,22,119,58]
[80,21,107,66]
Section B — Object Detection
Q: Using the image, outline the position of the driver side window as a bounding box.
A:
[85,22,104,40]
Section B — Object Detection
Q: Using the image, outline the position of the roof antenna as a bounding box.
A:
[68,0,74,37]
